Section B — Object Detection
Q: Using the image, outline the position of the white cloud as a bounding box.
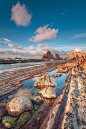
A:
[22,49,26,53]
[42,44,54,52]
[37,44,45,47]
[75,48,83,52]
[8,43,14,48]
[0,45,1,47]
[29,45,36,51]
[3,38,11,42]
[71,33,86,39]
[16,44,23,49]
[29,24,58,42]
[11,1,32,26]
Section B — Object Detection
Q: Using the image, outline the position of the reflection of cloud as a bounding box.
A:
[29,24,58,42]
[50,77,57,86]
[14,88,32,98]
[11,1,32,26]
[32,77,39,81]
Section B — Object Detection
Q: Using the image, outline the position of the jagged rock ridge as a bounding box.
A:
[63,51,86,60]
[41,50,54,60]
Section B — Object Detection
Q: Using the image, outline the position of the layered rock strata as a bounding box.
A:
[61,67,86,129]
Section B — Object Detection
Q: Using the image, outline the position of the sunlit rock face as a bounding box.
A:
[39,87,56,99]
[34,73,55,89]
[6,96,33,116]
[63,51,86,60]
[54,52,61,60]
[41,50,54,60]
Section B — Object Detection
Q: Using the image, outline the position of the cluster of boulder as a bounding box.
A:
[34,73,56,105]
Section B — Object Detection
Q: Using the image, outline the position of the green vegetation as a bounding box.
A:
[3,120,15,127]
[35,98,40,101]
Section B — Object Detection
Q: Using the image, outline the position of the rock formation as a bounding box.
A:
[54,53,61,60]
[34,73,55,88]
[6,96,33,116]
[41,50,54,60]
[63,51,86,60]
[39,87,56,99]
[51,73,61,78]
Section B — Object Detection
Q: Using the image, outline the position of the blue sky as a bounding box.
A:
[0,0,86,59]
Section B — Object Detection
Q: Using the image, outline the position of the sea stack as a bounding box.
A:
[41,50,54,60]
[54,52,61,60]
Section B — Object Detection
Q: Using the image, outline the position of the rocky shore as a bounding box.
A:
[0,55,86,129]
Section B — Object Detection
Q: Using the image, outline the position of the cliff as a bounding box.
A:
[63,51,86,60]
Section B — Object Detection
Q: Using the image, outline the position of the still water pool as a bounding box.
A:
[0,69,68,129]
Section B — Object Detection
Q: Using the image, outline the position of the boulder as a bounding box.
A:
[41,50,54,60]
[6,96,33,116]
[34,73,55,88]
[39,87,56,99]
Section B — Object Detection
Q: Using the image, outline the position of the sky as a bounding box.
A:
[0,0,86,59]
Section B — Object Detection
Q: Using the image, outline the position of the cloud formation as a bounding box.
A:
[71,33,86,39]
[29,45,36,51]
[11,1,32,26]
[75,48,84,52]
[16,44,23,49]
[8,43,14,48]
[37,44,45,47]
[42,44,54,52]
[3,38,11,42]
[29,24,58,42]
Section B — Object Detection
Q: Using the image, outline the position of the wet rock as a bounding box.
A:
[2,116,17,128]
[15,112,31,129]
[34,73,55,89]
[34,104,39,111]
[6,96,33,116]
[41,97,55,105]
[30,109,35,114]
[51,73,61,78]
[39,86,56,99]
[31,95,43,104]
[21,104,52,129]
[57,64,71,73]
[0,106,6,120]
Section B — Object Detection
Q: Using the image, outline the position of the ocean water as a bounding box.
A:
[0,61,45,73]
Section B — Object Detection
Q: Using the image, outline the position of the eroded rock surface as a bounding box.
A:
[39,87,56,99]
[34,73,55,88]
[6,96,33,116]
